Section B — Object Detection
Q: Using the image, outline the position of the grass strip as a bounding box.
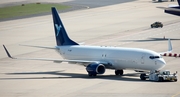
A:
[0,3,71,19]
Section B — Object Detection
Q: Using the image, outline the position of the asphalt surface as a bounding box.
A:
[0,0,180,97]
[0,0,135,21]
[0,0,135,8]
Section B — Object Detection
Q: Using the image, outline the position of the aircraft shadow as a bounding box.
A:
[121,38,180,42]
[152,1,168,3]
[1,70,149,82]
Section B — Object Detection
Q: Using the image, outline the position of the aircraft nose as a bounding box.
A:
[156,59,166,69]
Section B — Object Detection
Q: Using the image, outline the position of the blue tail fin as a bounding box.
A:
[51,7,79,46]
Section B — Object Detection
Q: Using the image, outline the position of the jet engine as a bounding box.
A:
[86,63,105,76]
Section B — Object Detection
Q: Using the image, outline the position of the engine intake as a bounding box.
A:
[86,63,105,75]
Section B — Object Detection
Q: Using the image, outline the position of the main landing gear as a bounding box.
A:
[115,70,123,75]
[88,73,97,77]
[140,73,147,80]
[88,69,124,76]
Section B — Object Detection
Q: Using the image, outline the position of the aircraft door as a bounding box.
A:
[101,50,107,60]
[101,53,107,60]
[141,54,145,64]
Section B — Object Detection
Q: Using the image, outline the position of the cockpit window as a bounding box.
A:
[149,56,161,59]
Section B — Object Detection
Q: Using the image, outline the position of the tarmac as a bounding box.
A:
[0,0,180,97]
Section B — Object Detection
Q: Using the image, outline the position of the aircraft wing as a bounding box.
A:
[3,45,113,68]
[19,44,56,49]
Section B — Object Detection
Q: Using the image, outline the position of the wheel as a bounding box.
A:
[151,25,153,28]
[140,73,146,80]
[88,74,93,77]
[115,70,123,75]
[158,77,164,82]
[88,73,97,77]
[174,79,177,82]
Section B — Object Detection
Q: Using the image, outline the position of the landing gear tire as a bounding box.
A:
[88,73,97,77]
[115,70,123,75]
[140,73,146,80]
[174,79,177,82]
[158,77,164,82]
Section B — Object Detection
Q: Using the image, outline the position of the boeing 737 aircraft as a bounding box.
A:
[3,7,175,80]
[164,0,180,16]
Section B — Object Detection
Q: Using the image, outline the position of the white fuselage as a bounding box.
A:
[56,45,166,71]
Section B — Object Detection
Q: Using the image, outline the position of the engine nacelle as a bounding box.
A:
[86,63,105,75]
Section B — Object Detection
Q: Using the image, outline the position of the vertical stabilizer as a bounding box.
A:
[51,7,78,46]
[168,39,172,52]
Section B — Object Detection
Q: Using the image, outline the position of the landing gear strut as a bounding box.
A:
[115,70,123,75]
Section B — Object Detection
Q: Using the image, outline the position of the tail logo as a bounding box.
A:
[55,24,62,36]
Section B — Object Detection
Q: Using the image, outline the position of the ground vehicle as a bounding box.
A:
[151,22,163,28]
[141,70,178,82]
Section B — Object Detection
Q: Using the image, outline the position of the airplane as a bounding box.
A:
[164,0,180,16]
[3,7,175,80]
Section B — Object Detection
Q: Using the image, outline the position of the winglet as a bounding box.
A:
[3,45,14,59]
[168,39,172,52]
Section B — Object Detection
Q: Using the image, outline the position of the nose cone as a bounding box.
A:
[156,59,166,69]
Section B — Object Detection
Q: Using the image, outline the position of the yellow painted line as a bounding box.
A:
[172,91,180,97]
